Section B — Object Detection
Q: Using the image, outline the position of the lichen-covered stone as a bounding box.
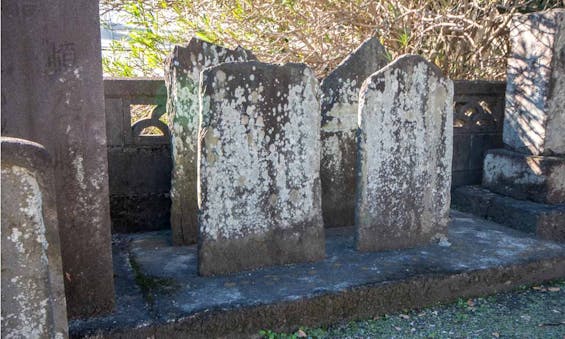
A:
[320,37,389,227]
[165,38,255,245]
[355,55,454,252]
[1,137,68,338]
[483,148,565,204]
[198,61,325,275]
[503,9,565,156]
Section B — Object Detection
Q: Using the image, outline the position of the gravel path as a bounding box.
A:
[261,280,565,338]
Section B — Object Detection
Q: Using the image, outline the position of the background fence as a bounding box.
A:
[104,78,505,233]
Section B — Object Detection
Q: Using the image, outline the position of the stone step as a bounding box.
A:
[452,185,565,242]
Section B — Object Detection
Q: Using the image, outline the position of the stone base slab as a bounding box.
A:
[452,185,565,241]
[70,211,565,338]
[483,148,565,204]
[198,224,325,276]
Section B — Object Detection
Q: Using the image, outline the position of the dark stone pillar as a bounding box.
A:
[1,1,115,317]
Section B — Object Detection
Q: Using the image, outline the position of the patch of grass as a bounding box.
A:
[128,253,178,306]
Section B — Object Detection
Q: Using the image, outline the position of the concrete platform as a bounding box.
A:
[69,211,565,338]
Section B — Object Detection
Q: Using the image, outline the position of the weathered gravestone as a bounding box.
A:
[503,9,565,156]
[1,1,115,317]
[452,9,565,241]
[165,38,256,245]
[1,137,68,338]
[320,37,389,227]
[198,61,325,275]
[356,55,454,252]
[483,9,565,205]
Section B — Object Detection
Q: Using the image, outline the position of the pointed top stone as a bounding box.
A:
[165,37,256,246]
[319,37,389,228]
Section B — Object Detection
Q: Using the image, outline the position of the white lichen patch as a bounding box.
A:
[356,55,453,249]
[71,154,87,190]
[321,78,359,133]
[199,63,322,240]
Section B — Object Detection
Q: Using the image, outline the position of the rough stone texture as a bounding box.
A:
[69,211,565,338]
[355,55,454,252]
[320,37,389,228]
[198,61,325,276]
[1,137,68,338]
[452,186,565,242]
[483,148,565,204]
[503,9,565,156]
[165,38,255,245]
[1,0,115,317]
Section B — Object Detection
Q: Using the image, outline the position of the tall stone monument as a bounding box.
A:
[1,138,68,338]
[198,61,325,275]
[320,37,389,227]
[484,9,565,204]
[355,55,454,252]
[453,9,565,241]
[503,9,564,156]
[165,38,255,245]
[1,1,115,317]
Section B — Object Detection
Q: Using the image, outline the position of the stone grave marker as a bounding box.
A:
[198,61,325,275]
[483,9,565,205]
[503,9,565,156]
[355,54,454,252]
[165,38,256,245]
[453,9,564,242]
[1,0,114,317]
[1,137,68,338]
[320,37,389,227]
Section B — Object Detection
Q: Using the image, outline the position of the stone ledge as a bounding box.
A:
[70,211,565,338]
[482,148,565,204]
[1,136,51,173]
[452,185,565,241]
